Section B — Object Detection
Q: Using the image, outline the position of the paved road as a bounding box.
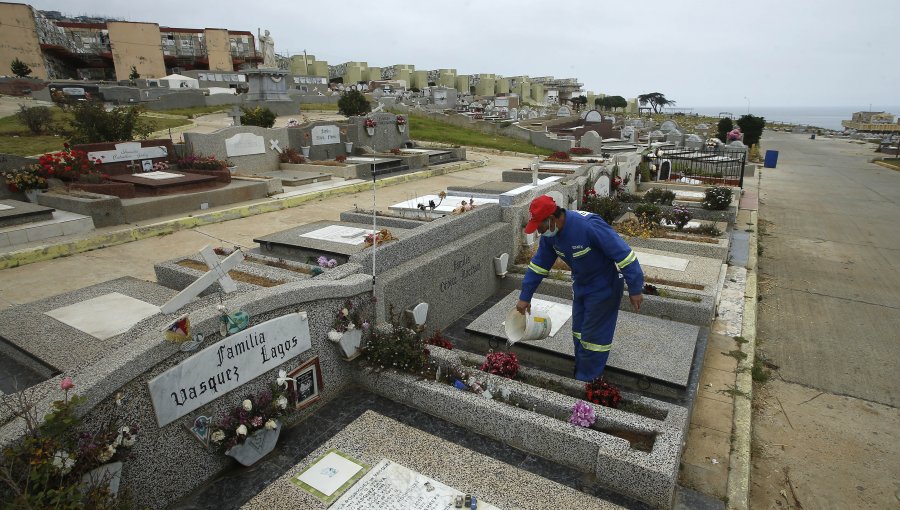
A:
[756,131,900,406]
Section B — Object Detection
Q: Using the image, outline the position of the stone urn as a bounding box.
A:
[301,146,311,158]
[225,422,282,466]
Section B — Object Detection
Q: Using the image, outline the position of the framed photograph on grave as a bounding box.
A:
[288,357,323,410]
[141,159,153,172]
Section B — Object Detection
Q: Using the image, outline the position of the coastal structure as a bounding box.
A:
[842,111,900,132]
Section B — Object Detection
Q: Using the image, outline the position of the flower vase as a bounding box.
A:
[227,166,237,173]
[80,461,123,496]
[23,189,41,203]
[225,422,281,466]
[330,329,363,360]
[301,146,311,158]
[366,127,375,136]
[398,124,406,133]
[344,142,354,154]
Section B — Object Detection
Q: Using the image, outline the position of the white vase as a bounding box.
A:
[301,146,311,157]
[366,127,375,136]
[23,189,41,203]
[225,422,281,466]
[227,166,237,173]
[345,142,354,154]
[398,124,406,133]
[331,329,363,360]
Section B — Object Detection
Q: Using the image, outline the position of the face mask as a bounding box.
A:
[541,218,558,237]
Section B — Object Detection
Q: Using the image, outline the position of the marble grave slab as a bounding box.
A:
[466,291,700,387]
[45,292,160,340]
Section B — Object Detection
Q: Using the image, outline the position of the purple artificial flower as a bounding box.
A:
[569,400,596,428]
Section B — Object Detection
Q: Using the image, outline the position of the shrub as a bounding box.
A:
[639,161,652,183]
[702,186,733,210]
[63,101,151,144]
[582,194,622,224]
[35,144,103,182]
[10,57,31,78]
[16,105,53,134]
[279,148,305,164]
[634,203,663,226]
[424,330,454,350]
[616,192,642,203]
[364,323,431,375]
[240,106,276,128]
[547,151,570,161]
[716,117,733,143]
[666,205,693,230]
[683,224,722,237]
[585,377,621,408]
[337,90,371,117]
[736,114,766,147]
[335,155,347,163]
[570,147,592,155]
[643,187,675,205]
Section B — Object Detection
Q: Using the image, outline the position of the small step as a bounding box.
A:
[0,199,55,228]
[0,210,94,248]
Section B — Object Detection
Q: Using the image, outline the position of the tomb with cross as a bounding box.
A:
[160,245,245,314]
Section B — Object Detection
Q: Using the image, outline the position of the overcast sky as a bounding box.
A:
[25,0,900,109]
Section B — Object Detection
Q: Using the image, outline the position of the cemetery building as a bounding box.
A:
[0,2,260,81]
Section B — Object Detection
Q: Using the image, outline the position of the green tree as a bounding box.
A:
[16,105,53,134]
[594,97,605,110]
[63,101,152,144]
[637,92,675,113]
[736,114,766,147]
[716,117,734,143]
[240,106,276,128]
[129,65,140,82]
[606,95,627,111]
[337,89,371,117]
[10,57,32,78]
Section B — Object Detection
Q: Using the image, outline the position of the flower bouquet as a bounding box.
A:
[177,155,228,171]
[3,164,48,194]
[569,400,597,427]
[479,351,519,379]
[35,144,103,182]
[364,117,377,136]
[210,383,290,465]
[396,115,406,132]
[585,377,621,408]
[364,228,396,246]
[327,300,368,359]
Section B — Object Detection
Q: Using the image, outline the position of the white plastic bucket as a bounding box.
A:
[504,307,552,345]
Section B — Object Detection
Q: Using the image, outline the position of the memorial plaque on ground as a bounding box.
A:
[466,290,700,387]
[148,313,312,426]
[329,459,501,510]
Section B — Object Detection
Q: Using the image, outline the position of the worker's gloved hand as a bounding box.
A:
[515,299,531,315]
[629,294,643,312]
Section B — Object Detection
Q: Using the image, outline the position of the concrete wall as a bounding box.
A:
[107,22,166,80]
[0,3,47,79]
[204,29,233,71]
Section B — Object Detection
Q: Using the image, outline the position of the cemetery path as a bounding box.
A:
[750,131,900,510]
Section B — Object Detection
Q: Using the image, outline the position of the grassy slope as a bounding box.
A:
[408,115,552,155]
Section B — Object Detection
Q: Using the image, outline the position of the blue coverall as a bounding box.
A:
[520,209,644,381]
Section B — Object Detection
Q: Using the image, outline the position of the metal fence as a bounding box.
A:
[653,147,746,187]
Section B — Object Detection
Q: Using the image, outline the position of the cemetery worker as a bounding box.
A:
[516,195,644,382]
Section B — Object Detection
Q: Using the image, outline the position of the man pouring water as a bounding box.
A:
[516,195,644,382]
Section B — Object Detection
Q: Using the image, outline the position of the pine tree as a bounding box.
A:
[10,58,32,78]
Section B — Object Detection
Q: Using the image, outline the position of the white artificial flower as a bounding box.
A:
[276,369,290,389]
[122,435,136,448]
[276,395,288,409]
[265,419,277,430]
[98,445,116,463]
[347,323,356,330]
[327,330,343,341]
[341,308,349,316]
[236,424,248,436]
[242,399,253,412]
[211,430,226,443]
[216,304,226,312]
[51,451,75,474]
[113,433,123,447]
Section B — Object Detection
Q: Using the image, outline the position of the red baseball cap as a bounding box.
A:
[524,195,558,234]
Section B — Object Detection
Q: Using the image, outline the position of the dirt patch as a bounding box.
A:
[244,256,313,275]
[751,379,900,509]
[176,260,284,287]
[644,276,704,290]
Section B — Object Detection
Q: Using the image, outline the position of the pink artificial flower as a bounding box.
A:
[60,377,75,391]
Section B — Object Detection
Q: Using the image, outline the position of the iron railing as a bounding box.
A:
[653,146,746,187]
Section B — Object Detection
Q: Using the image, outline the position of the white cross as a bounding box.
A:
[160,245,245,314]
[269,139,282,153]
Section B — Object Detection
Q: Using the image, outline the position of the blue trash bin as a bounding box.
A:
[764,150,779,168]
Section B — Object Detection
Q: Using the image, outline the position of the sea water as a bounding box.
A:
[687,106,900,131]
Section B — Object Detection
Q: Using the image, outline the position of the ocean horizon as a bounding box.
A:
[676,106,900,131]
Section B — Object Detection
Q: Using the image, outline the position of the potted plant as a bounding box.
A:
[327,300,368,360]
[3,164,48,203]
[341,128,353,154]
[396,115,406,133]
[210,382,290,466]
[364,117,377,136]
[301,132,311,157]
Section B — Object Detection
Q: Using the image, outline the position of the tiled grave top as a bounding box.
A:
[635,247,724,295]
[241,410,628,510]
[45,292,159,340]
[133,171,182,180]
[388,195,499,215]
[254,221,412,258]
[109,172,217,188]
[466,290,700,387]
[0,277,175,372]
[0,199,55,228]
[634,250,689,271]
[302,225,377,245]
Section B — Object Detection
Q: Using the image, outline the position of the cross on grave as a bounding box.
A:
[126,160,141,174]
[160,245,245,314]
[228,106,243,127]
[371,102,385,113]
[269,139,282,153]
